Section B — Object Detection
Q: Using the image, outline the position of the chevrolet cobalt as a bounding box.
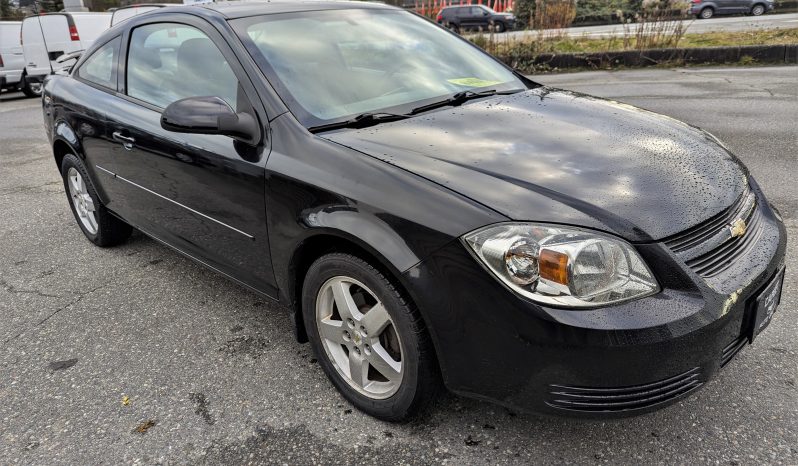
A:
[42,1,786,421]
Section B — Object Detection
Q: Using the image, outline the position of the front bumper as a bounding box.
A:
[402,188,787,417]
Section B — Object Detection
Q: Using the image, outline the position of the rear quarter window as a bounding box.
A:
[76,36,120,90]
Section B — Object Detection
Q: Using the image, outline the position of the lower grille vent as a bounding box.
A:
[721,336,747,368]
[547,368,702,413]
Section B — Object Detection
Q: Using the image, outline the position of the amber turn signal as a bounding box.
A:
[539,249,569,285]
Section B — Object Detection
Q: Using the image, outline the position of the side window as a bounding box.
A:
[76,36,120,90]
[126,23,239,111]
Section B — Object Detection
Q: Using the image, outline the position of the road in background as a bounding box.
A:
[497,12,798,40]
[0,66,796,464]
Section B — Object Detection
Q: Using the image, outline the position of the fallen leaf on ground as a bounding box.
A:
[133,420,157,434]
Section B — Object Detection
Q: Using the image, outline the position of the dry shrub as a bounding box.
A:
[622,0,691,50]
[534,0,577,32]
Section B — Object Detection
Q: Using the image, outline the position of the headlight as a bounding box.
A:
[463,223,659,308]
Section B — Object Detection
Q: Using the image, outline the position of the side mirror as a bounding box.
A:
[161,96,259,143]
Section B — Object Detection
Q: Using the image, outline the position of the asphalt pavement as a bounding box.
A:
[1,65,796,464]
[498,12,798,40]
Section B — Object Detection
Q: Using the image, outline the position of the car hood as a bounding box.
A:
[322,88,747,242]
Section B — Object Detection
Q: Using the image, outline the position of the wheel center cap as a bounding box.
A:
[353,332,362,345]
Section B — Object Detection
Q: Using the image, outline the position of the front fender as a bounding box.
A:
[266,113,506,301]
[264,113,507,350]
[300,206,420,273]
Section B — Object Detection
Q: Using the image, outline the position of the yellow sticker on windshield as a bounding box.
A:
[447,78,503,87]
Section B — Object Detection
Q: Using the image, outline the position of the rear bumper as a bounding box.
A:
[24,73,45,84]
[402,189,787,417]
[0,70,23,89]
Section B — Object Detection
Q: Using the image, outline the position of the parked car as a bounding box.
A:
[0,21,26,94]
[42,1,786,421]
[437,4,516,33]
[21,12,111,97]
[689,0,774,18]
[111,4,170,26]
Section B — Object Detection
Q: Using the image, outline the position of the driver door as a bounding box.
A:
[99,18,277,296]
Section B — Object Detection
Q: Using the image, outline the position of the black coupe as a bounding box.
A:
[42,1,786,421]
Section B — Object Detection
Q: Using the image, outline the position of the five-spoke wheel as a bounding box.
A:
[61,153,132,246]
[67,167,99,235]
[316,277,403,398]
[303,253,440,421]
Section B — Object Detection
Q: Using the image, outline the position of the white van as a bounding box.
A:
[0,21,26,95]
[110,4,169,26]
[21,12,111,96]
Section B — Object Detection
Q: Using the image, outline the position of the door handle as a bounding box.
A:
[112,131,135,150]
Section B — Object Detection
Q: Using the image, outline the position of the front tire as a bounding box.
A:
[302,253,440,421]
[61,153,132,247]
[751,4,765,15]
[494,21,506,33]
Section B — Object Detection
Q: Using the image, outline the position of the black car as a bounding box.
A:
[42,1,786,421]
[689,0,774,18]
[436,4,516,33]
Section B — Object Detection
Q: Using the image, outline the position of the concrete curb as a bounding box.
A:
[499,44,798,72]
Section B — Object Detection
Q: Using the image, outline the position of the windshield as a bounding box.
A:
[232,8,526,128]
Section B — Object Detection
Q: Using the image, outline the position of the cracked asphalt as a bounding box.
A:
[1,66,796,465]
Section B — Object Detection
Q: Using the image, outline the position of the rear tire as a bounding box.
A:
[61,153,132,247]
[21,73,42,98]
[698,7,714,18]
[302,253,440,421]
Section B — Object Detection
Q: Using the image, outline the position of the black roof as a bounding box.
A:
[174,0,397,19]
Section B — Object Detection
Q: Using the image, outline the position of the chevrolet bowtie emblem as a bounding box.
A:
[730,218,747,238]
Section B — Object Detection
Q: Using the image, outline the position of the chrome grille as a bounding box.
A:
[684,206,764,277]
[546,368,702,413]
[663,188,762,278]
[664,189,755,253]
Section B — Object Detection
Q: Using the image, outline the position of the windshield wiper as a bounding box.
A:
[308,112,410,133]
[410,88,524,115]
[308,89,525,133]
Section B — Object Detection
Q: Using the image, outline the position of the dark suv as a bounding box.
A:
[689,0,774,18]
[436,5,516,33]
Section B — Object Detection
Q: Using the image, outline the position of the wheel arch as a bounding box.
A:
[286,230,445,389]
[52,120,84,171]
[286,231,412,342]
[53,139,75,172]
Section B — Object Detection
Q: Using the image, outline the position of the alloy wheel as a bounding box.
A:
[751,5,764,15]
[67,167,98,234]
[315,276,403,399]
